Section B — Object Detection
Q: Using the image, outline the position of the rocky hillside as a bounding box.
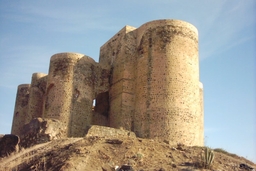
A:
[0,127,255,171]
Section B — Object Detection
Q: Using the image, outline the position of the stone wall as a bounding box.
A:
[134,20,200,145]
[99,26,137,131]
[28,73,47,120]
[11,84,30,136]
[11,19,204,147]
[98,20,203,146]
[86,125,136,139]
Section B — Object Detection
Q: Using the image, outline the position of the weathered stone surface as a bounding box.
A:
[43,53,110,137]
[20,118,66,148]
[11,19,204,146]
[0,134,20,157]
[99,19,203,146]
[86,125,136,139]
[11,84,30,136]
[28,73,47,120]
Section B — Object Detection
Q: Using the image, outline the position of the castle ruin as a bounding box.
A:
[11,19,204,146]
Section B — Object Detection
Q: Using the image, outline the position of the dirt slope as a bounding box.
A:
[0,136,255,171]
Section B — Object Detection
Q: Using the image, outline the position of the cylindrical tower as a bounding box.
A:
[43,53,84,137]
[70,56,97,137]
[11,84,30,136]
[134,20,203,146]
[28,73,47,120]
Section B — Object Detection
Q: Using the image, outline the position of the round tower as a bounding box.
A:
[27,73,47,120]
[134,20,203,146]
[11,84,30,136]
[43,53,84,137]
[70,55,98,137]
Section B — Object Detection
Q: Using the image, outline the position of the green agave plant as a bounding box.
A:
[201,147,215,169]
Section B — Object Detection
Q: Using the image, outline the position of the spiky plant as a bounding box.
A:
[201,147,215,169]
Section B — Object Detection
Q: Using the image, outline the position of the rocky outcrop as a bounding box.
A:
[0,134,20,157]
[20,118,66,148]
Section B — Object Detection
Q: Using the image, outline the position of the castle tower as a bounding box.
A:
[69,54,110,137]
[99,26,137,130]
[133,20,202,146]
[99,19,203,146]
[27,73,47,120]
[43,53,109,137]
[70,56,102,137]
[43,53,84,137]
[11,19,204,147]
[11,84,30,136]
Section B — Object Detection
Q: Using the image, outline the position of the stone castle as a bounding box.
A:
[11,19,204,146]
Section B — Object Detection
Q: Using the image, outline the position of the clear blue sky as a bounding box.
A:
[0,0,255,162]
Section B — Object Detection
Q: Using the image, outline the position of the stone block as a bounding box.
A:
[86,125,136,139]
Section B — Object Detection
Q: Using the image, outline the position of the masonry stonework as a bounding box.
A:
[11,84,30,136]
[134,20,200,146]
[28,73,47,120]
[11,19,204,146]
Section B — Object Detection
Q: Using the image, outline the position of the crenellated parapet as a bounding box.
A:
[11,19,204,146]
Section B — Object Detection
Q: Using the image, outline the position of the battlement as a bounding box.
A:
[11,19,204,146]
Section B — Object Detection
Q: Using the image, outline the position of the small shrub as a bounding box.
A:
[214,148,238,158]
[214,148,228,153]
